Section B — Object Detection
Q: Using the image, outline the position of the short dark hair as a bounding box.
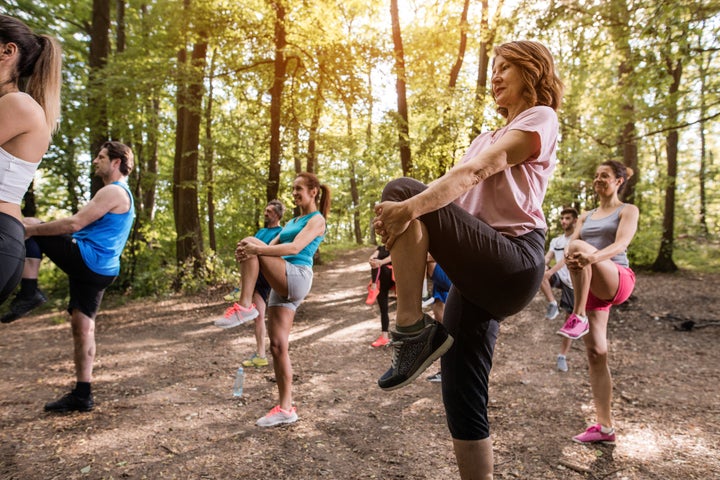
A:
[102,141,134,176]
[560,207,578,218]
[267,199,285,219]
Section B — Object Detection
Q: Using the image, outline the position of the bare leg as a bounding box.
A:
[558,337,572,356]
[453,437,494,480]
[267,306,295,410]
[540,276,555,303]
[432,301,445,324]
[70,310,96,383]
[252,291,267,358]
[22,258,42,279]
[583,310,613,427]
[390,219,429,327]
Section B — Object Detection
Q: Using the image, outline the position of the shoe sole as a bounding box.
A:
[380,335,454,391]
[556,328,589,340]
[256,414,298,427]
[572,437,615,445]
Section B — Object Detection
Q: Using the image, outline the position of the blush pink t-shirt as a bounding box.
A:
[454,106,559,237]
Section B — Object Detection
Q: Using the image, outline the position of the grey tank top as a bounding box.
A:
[581,206,629,267]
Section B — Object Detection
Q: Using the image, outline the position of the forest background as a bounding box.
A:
[1,0,719,300]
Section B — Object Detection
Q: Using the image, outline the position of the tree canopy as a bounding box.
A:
[3,0,719,294]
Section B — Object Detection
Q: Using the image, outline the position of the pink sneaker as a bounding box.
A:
[557,313,589,339]
[572,424,616,444]
[214,303,259,329]
[371,335,390,348]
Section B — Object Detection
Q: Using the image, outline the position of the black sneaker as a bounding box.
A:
[426,371,442,383]
[378,314,453,391]
[44,392,94,413]
[1,289,48,323]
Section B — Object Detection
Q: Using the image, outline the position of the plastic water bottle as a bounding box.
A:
[232,366,244,397]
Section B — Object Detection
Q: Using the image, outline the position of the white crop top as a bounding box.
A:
[0,146,40,204]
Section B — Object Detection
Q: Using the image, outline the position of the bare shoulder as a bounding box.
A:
[0,92,43,120]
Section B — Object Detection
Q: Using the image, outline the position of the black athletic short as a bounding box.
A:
[382,177,546,441]
[550,273,574,314]
[29,235,116,319]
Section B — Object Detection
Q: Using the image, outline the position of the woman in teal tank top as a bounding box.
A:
[558,160,639,445]
[220,172,331,428]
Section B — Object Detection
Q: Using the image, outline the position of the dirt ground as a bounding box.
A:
[0,246,718,480]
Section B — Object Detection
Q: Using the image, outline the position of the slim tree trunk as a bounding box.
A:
[652,56,682,272]
[472,0,503,136]
[172,0,207,278]
[267,0,287,202]
[205,49,217,252]
[307,57,324,174]
[89,0,110,196]
[390,0,411,176]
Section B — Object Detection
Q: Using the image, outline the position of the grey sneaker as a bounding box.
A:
[557,355,568,372]
[378,314,453,391]
[545,302,559,320]
[426,371,442,383]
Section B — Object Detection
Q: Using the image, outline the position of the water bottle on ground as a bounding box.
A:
[233,366,244,397]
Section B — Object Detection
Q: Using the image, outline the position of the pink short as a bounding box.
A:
[586,264,636,312]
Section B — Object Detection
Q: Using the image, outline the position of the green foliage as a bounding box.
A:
[5,0,719,297]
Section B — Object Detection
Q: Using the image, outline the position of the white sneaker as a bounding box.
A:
[256,405,298,427]
[214,303,259,328]
[421,296,435,308]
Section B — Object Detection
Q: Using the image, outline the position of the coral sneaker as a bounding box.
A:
[371,335,391,348]
[557,313,589,339]
[214,303,259,329]
[256,405,298,427]
[572,424,616,445]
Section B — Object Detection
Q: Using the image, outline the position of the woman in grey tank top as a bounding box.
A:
[557,160,639,445]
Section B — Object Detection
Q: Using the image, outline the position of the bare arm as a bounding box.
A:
[241,215,326,258]
[24,184,129,236]
[374,129,540,248]
[566,206,639,269]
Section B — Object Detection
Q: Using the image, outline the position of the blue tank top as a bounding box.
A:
[73,181,135,276]
[278,211,324,267]
[255,226,282,244]
[581,206,629,267]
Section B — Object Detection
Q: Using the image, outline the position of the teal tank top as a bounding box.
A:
[278,211,324,267]
[255,226,282,244]
[73,181,135,276]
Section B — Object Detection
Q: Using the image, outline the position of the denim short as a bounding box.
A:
[267,262,313,311]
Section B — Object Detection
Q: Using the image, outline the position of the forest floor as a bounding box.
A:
[0,246,718,480]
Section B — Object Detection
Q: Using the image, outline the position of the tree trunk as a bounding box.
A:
[205,49,217,253]
[448,0,470,89]
[268,0,287,202]
[652,57,681,273]
[390,0,411,176]
[89,0,110,196]
[173,2,207,278]
[472,0,503,137]
[307,58,324,174]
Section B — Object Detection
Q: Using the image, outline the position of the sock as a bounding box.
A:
[549,301,558,306]
[19,278,38,296]
[422,278,428,297]
[578,314,588,323]
[396,317,425,334]
[73,382,92,398]
[600,424,614,434]
[557,354,566,359]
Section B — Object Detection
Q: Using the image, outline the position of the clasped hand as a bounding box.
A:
[565,251,592,271]
[372,200,412,249]
[235,240,257,262]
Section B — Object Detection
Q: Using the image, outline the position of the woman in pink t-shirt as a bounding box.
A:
[373,41,563,480]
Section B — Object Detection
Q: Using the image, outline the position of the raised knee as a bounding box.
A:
[382,177,423,202]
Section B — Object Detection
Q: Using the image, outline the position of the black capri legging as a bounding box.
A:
[0,213,26,304]
[382,177,546,440]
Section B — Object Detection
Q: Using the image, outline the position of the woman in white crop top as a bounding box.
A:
[0,15,62,304]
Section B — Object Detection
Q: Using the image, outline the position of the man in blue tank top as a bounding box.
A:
[3,141,135,413]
